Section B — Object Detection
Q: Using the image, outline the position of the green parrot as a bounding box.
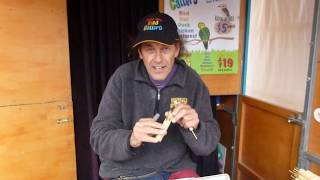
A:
[198,22,210,50]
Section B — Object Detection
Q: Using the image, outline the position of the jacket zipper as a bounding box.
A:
[154,88,160,114]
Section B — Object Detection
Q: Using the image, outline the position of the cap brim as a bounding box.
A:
[132,31,179,48]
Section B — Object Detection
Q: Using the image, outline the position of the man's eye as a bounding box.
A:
[162,47,170,53]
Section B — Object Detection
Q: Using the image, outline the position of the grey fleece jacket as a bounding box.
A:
[90,59,220,178]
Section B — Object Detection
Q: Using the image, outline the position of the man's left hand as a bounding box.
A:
[171,104,199,130]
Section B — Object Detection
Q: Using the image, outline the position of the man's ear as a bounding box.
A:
[138,48,143,59]
[174,42,181,58]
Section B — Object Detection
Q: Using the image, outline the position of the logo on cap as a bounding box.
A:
[143,18,163,31]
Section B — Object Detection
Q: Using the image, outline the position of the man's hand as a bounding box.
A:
[130,118,166,148]
[171,104,199,130]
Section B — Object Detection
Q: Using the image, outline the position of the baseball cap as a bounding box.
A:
[132,12,180,48]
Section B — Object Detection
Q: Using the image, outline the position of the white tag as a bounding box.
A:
[314,108,320,123]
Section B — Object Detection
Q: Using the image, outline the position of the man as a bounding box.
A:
[90,12,220,180]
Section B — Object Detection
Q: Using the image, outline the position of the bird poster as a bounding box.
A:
[164,0,240,75]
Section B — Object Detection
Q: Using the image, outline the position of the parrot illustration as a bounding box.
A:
[198,22,210,50]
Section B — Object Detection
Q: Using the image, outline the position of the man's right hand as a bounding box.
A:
[130,118,167,148]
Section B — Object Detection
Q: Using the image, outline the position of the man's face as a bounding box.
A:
[138,42,180,81]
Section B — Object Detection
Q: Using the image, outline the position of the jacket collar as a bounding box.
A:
[134,59,187,88]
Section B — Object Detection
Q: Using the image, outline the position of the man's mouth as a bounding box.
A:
[153,66,165,70]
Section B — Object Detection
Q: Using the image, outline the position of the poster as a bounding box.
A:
[164,0,240,75]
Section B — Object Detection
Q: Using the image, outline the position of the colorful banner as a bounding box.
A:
[164,0,240,74]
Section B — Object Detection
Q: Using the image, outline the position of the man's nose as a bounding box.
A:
[153,50,163,63]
